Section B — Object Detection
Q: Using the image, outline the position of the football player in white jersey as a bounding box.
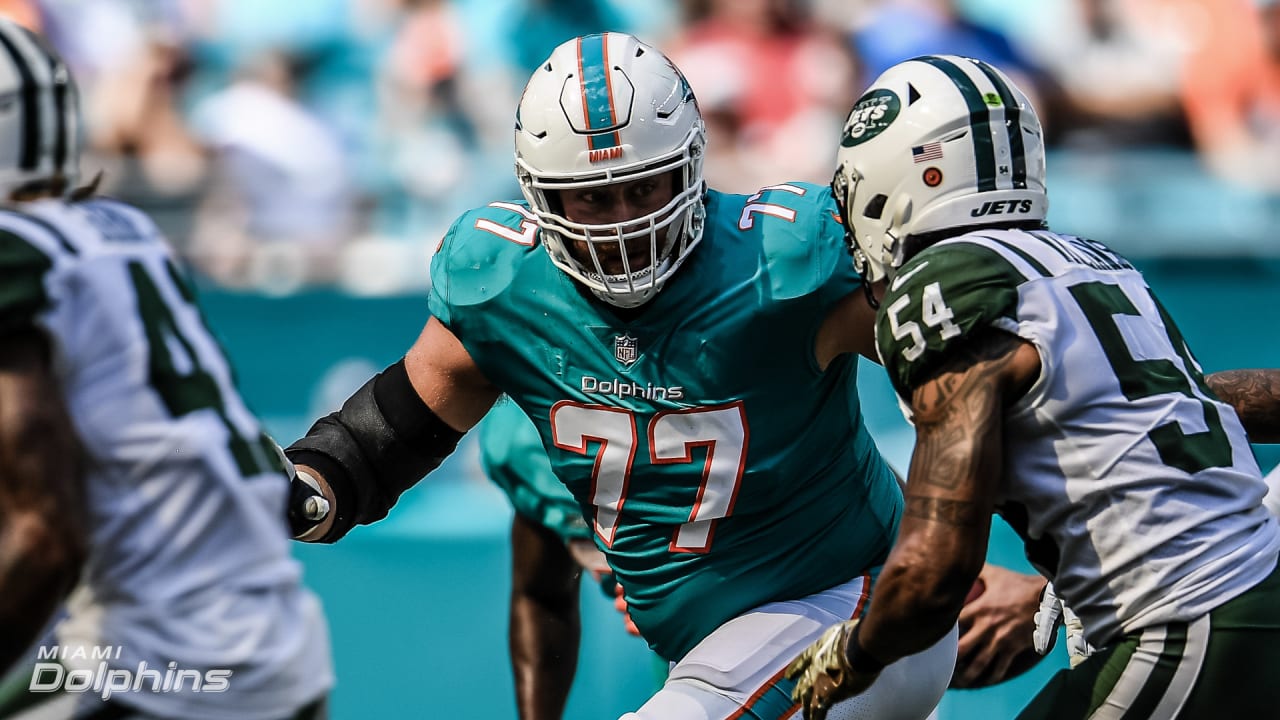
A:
[787,55,1280,719]
[0,19,332,720]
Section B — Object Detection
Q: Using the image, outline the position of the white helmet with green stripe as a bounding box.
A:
[515,32,707,308]
[0,18,80,200]
[833,55,1047,283]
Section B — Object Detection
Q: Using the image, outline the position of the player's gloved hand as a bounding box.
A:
[1032,582,1095,668]
[1060,603,1095,668]
[785,619,880,720]
[288,469,331,538]
[1032,581,1062,656]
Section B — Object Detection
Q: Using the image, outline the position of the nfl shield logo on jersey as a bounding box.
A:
[614,334,639,366]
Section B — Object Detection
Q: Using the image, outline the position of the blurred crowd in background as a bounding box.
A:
[4,0,1279,294]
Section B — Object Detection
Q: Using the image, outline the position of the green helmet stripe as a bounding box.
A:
[971,60,1027,190]
[0,26,41,172]
[915,56,997,191]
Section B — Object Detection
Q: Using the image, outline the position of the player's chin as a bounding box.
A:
[949,648,1046,689]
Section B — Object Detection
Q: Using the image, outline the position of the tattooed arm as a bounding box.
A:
[1206,370,1280,443]
[855,330,1041,666]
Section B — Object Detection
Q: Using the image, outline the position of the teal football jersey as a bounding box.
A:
[479,399,590,545]
[429,184,901,660]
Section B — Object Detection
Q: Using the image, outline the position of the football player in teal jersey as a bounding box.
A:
[0,19,331,720]
[787,55,1280,720]
[481,399,659,719]
[285,32,955,719]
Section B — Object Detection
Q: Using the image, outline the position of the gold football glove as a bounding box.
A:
[785,619,881,720]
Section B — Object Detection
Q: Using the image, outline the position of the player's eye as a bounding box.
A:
[629,181,657,201]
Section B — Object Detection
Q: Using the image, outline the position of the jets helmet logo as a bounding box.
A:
[613,334,638,366]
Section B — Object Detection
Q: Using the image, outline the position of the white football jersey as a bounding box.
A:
[876,227,1280,648]
[0,198,331,719]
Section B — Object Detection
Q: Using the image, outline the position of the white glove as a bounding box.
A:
[1032,581,1062,656]
[1032,582,1095,668]
[1060,603,1095,668]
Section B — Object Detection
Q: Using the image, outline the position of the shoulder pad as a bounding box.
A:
[876,238,1026,399]
[717,182,857,303]
[428,201,541,321]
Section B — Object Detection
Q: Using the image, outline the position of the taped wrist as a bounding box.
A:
[846,620,887,675]
[286,359,464,542]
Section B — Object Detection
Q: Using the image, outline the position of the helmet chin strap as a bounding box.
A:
[862,275,880,311]
[851,247,881,310]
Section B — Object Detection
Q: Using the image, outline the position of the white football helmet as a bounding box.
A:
[833,55,1047,283]
[0,19,80,200]
[515,32,706,308]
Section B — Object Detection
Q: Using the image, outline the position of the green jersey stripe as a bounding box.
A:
[2,209,78,255]
[970,60,1027,189]
[974,235,1051,278]
[916,56,996,191]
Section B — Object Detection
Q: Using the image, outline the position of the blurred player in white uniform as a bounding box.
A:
[0,19,332,720]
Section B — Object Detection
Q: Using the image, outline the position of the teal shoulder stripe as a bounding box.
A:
[578,34,620,151]
[970,61,1027,189]
[916,56,996,191]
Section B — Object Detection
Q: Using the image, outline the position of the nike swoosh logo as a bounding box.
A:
[889,261,929,292]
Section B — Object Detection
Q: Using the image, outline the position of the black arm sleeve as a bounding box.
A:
[285,359,464,542]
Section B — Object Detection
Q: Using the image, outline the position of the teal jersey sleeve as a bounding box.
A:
[479,400,589,544]
[875,240,1024,400]
[428,202,537,333]
[747,182,862,308]
[0,229,53,335]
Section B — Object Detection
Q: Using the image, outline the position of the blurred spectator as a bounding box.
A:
[30,2,208,242]
[0,0,38,31]
[189,51,356,291]
[850,0,1048,117]
[668,0,859,192]
[1023,0,1191,150]
[505,0,629,75]
[1180,0,1280,190]
[372,0,514,253]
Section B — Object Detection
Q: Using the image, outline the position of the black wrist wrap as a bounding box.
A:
[286,359,464,542]
[846,620,888,675]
